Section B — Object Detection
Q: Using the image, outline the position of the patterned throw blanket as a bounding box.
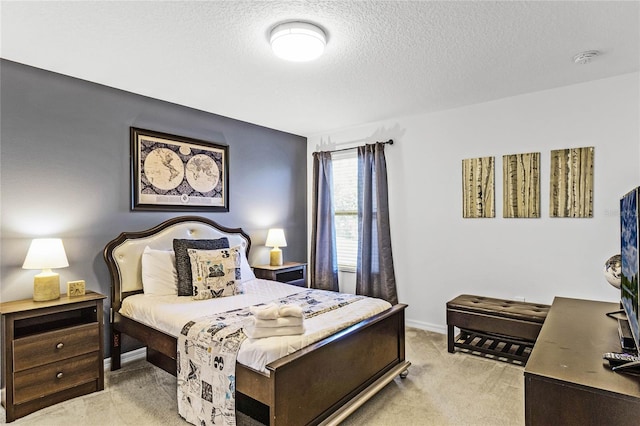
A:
[177,289,365,426]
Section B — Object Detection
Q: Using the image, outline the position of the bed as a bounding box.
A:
[103,216,410,425]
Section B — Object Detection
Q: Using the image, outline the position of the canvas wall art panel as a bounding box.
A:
[503,152,540,218]
[462,156,495,218]
[549,146,594,218]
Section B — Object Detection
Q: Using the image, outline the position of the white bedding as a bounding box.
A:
[120,279,392,373]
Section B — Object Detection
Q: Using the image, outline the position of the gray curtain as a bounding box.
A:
[310,151,339,291]
[356,143,398,304]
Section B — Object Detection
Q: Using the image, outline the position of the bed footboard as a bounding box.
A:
[237,303,409,426]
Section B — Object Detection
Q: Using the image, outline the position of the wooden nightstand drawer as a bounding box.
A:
[13,323,99,371]
[278,268,304,282]
[13,352,100,405]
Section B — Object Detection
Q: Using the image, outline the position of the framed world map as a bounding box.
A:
[130,127,229,211]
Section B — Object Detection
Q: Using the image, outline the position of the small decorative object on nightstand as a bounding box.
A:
[253,262,307,287]
[0,291,106,422]
[67,280,86,297]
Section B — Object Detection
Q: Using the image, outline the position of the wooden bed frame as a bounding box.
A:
[103,216,410,426]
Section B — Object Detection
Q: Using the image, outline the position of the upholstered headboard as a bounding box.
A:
[103,216,251,311]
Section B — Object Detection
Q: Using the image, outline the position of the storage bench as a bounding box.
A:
[446,294,549,364]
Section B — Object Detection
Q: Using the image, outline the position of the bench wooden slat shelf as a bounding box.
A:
[447,294,549,364]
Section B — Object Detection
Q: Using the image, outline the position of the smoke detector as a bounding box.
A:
[573,50,600,65]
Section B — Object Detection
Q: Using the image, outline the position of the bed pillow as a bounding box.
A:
[187,246,242,300]
[238,249,256,282]
[141,246,178,296]
[173,238,230,296]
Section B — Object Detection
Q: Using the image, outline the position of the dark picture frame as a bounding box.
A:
[130,127,229,211]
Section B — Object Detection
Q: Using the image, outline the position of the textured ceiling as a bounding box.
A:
[1,1,638,136]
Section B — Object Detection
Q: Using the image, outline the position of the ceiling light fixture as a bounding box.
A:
[270,21,326,62]
[573,50,600,64]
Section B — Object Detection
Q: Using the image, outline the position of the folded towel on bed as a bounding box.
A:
[251,316,303,328]
[247,303,305,338]
[250,303,303,319]
[279,304,303,318]
[243,324,305,339]
[250,303,280,319]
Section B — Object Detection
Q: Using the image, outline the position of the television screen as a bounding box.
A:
[621,186,640,353]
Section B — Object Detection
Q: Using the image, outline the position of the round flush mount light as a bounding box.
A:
[573,50,600,64]
[270,21,326,62]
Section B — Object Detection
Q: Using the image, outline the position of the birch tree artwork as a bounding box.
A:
[462,156,495,218]
[503,152,540,218]
[549,147,594,218]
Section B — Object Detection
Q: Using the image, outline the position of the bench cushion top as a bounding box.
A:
[447,294,549,323]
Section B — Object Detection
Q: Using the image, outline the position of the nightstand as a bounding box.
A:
[253,262,307,287]
[1,291,106,422]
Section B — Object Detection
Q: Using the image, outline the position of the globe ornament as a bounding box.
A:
[604,254,622,289]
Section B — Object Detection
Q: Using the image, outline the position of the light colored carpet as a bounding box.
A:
[0,328,524,425]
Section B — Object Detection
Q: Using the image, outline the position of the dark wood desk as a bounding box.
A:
[525,297,640,425]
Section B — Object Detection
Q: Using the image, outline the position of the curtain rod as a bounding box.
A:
[317,139,394,154]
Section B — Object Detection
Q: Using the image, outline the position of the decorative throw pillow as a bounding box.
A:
[141,246,178,295]
[188,246,242,300]
[173,238,229,296]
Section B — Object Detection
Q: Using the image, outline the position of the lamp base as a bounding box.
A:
[270,248,283,267]
[33,272,60,301]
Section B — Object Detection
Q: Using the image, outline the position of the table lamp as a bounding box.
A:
[22,238,69,301]
[266,228,287,266]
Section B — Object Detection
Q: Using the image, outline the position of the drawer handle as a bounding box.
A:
[56,342,64,349]
[56,372,63,379]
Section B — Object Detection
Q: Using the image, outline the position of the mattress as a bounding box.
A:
[120,279,392,372]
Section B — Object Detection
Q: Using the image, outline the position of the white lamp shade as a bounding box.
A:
[270,22,326,62]
[22,238,69,270]
[265,228,287,248]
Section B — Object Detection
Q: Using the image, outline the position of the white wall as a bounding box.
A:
[307,73,640,333]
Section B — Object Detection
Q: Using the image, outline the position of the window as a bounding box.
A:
[332,151,358,270]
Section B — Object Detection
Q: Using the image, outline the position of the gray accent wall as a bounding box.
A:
[0,60,307,354]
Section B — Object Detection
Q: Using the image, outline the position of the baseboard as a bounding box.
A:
[406,319,446,334]
[103,347,147,371]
